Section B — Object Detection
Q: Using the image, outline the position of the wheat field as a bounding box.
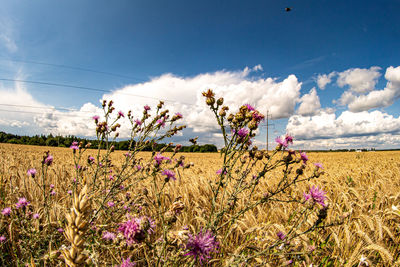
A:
[0,143,399,266]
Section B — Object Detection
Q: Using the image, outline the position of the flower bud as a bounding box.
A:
[217,97,224,106]
[227,114,234,122]
[206,97,215,106]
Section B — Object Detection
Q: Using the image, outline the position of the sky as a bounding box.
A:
[1,0,400,149]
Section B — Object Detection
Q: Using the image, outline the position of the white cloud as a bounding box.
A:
[317,72,336,90]
[286,109,400,148]
[337,66,400,112]
[297,87,321,116]
[100,68,302,134]
[337,66,381,93]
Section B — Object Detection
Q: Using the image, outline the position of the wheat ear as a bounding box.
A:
[62,184,91,266]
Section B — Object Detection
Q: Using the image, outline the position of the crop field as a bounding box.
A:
[0,142,399,266]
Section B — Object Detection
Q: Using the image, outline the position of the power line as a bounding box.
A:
[0,58,146,82]
[0,78,194,106]
[0,103,78,112]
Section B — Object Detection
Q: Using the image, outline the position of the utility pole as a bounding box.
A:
[261,110,274,151]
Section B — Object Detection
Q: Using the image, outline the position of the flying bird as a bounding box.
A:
[285,7,292,12]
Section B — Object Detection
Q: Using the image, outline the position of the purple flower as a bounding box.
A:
[154,153,170,165]
[277,231,286,240]
[68,190,72,195]
[44,154,53,166]
[144,105,150,111]
[304,186,327,207]
[27,168,37,178]
[134,119,142,126]
[300,152,308,164]
[314,163,323,170]
[57,228,64,233]
[118,216,154,245]
[15,198,30,209]
[136,165,142,171]
[161,169,176,180]
[252,111,265,122]
[285,134,294,145]
[70,141,79,150]
[156,119,165,128]
[216,169,227,175]
[102,231,116,241]
[88,156,95,164]
[185,229,219,264]
[175,112,183,119]
[237,128,249,138]
[1,207,11,216]
[107,201,115,208]
[275,136,288,148]
[50,184,55,189]
[244,104,255,111]
[118,111,125,118]
[50,190,56,196]
[33,213,40,219]
[118,256,136,267]
[0,236,6,243]
[92,115,100,121]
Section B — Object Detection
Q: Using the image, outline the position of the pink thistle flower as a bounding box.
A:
[118,218,142,245]
[134,119,142,126]
[237,128,249,138]
[1,207,11,216]
[154,153,170,165]
[304,186,327,207]
[244,104,255,111]
[33,213,40,219]
[88,156,95,164]
[285,134,294,145]
[27,168,37,178]
[300,152,308,164]
[50,190,56,196]
[92,115,100,121]
[136,165,142,171]
[50,184,55,189]
[144,105,150,111]
[118,111,125,118]
[185,229,219,264]
[161,169,176,180]
[15,198,30,209]
[102,231,116,241]
[109,175,114,181]
[0,236,6,243]
[68,190,72,195]
[275,136,288,148]
[44,154,53,166]
[175,112,183,119]
[314,163,323,170]
[119,256,136,267]
[107,201,115,208]
[156,119,165,128]
[252,111,265,122]
[277,231,286,240]
[70,141,79,150]
[216,169,227,175]
[57,228,64,233]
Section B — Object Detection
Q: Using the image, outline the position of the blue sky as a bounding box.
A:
[1,0,400,149]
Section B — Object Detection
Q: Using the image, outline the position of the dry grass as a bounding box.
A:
[0,143,400,266]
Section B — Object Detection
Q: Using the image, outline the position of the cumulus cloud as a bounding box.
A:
[316,72,336,90]
[286,109,400,148]
[297,87,321,116]
[100,68,303,135]
[337,66,381,93]
[337,66,400,112]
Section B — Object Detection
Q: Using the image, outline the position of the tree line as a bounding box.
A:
[0,131,218,153]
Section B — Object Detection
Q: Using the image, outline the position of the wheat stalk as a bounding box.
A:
[62,183,91,266]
